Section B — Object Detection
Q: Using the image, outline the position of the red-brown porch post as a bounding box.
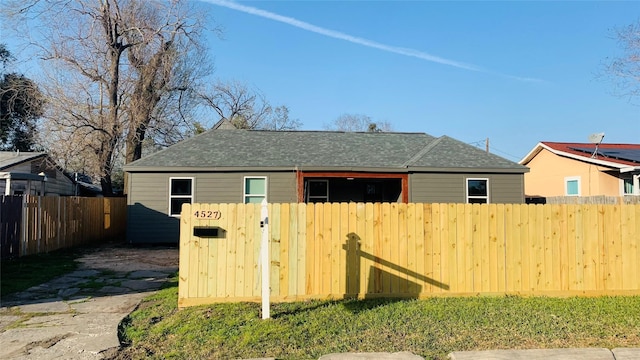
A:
[401,174,409,203]
[296,170,304,202]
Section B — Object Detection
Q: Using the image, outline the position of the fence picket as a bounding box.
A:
[331,203,341,296]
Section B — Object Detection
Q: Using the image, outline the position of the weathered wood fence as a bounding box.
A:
[545,195,640,205]
[0,195,127,259]
[178,202,640,308]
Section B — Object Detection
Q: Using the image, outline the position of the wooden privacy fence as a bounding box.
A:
[0,195,127,259]
[178,202,640,308]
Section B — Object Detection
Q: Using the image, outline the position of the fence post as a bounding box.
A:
[37,195,43,253]
[57,196,61,250]
[21,195,27,256]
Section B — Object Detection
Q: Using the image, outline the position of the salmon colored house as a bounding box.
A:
[519,142,640,198]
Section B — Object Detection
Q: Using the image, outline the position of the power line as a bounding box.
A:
[468,139,522,162]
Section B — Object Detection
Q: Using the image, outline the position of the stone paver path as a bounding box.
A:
[0,244,178,360]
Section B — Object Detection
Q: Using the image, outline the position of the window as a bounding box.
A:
[306,180,329,203]
[623,178,634,195]
[244,177,267,203]
[466,178,489,204]
[169,177,193,216]
[565,176,580,196]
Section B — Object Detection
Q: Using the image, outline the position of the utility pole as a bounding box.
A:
[485,138,489,154]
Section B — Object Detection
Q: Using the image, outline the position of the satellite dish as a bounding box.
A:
[588,132,605,144]
[587,132,605,158]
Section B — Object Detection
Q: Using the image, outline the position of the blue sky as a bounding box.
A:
[197,0,639,161]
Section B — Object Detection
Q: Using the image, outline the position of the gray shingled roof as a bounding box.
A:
[125,130,527,172]
[0,151,46,171]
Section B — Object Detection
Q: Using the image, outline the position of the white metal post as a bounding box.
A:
[260,198,270,319]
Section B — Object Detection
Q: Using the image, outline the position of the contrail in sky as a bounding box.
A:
[204,0,542,82]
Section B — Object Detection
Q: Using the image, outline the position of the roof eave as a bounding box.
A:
[519,142,545,165]
[297,166,406,173]
[408,166,529,174]
[0,171,47,181]
[124,165,528,174]
[620,166,640,173]
[124,166,298,173]
[521,143,635,169]
[124,166,410,173]
[551,150,628,169]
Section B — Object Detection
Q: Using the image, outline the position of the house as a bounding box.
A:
[519,142,640,198]
[124,129,529,244]
[0,151,75,196]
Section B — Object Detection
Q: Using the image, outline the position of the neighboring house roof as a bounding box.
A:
[125,130,528,173]
[0,151,103,195]
[520,142,640,172]
[212,119,238,130]
[0,151,47,171]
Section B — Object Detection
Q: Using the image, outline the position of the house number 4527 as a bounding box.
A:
[193,210,221,220]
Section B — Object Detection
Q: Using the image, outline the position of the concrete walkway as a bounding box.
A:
[447,348,640,360]
[0,245,179,360]
[257,348,640,360]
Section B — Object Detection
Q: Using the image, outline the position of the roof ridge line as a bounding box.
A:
[403,136,444,167]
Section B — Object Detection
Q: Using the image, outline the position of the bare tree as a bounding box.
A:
[122,1,211,163]
[602,19,640,103]
[324,113,393,132]
[200,80,302,130]
[3,0,212,195]
[262,105,302,131]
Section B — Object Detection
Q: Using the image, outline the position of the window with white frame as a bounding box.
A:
[169,177,193,216]
[623,177,634,195]
[565,176,580,196]
[466,178,489,203]
[244,177,267,203]
[306,179,329,203]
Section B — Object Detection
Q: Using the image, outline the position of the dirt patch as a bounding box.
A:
[76,244,179,273]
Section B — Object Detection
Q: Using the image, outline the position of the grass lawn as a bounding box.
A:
[1,249,80,299]
[117,277,640,360]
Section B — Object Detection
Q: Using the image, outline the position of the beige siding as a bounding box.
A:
[409,172,524,204]
[196,172,297,203]
[490,173,525,203]
[267,172,298,202]
[127,172,174,244]
[409,173,465,203]
[127,171,297,243]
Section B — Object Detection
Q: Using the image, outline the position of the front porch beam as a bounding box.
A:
[296,171,409,203]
